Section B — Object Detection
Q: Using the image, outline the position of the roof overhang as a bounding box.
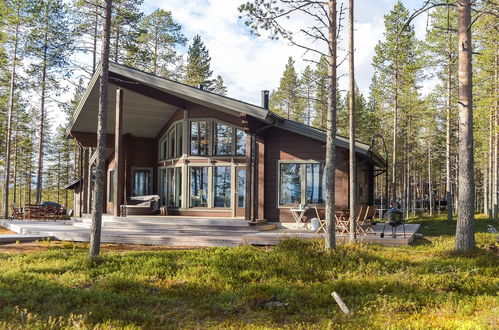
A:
[67,62,386,167]
[269,113,386,168]
[67,62,270,139]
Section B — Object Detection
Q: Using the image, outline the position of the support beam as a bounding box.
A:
[256,136,265,220]
[114,89,125,216]
[82,148,89,214]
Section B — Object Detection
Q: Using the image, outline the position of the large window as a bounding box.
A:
[132,168,152,196]
[214,123,233,155]
[237,168,246,207]
[159,168,167,206]
[191,121,210,156]
[235,129,247,155]
[175,122,183,157]
[306,163,326,204]
[168,129,175,159]
[190,167,208,207]
[159,167,182,207]
[213,166,231,207]
[108,170,115,202]
[279,163,302,205]
[159,122,183,160]
[279,162,326,206]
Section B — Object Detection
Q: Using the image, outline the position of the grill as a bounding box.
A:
[380,208,406,238]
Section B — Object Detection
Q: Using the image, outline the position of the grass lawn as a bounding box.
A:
[0,214,497,329]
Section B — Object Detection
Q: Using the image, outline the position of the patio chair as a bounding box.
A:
[313,206,326,233]
[9,203,24,220]
[356,205,376,235]
[24,204,45,220]
[335,210,350,235]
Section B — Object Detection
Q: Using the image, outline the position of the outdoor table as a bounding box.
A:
[290,206,309,229]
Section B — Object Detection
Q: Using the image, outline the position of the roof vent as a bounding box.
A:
[198,84,204,90]
[261,90,269,109]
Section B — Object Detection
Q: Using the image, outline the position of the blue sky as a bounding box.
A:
[142,0,430,105]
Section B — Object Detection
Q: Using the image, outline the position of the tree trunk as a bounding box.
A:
[428,145,433,216]
[493,45,498,221]
[348,0,356,242]
[13,122,19,203]
[89,0,112,259]
[325,0,337,249]
[36,25,49,205]
[391,69,398,204]
[446,59,453,221]
[92,1,99,74]
[455,0,475,251]
[3,23,19,218]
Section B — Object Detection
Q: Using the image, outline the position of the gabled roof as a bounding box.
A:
[68,62,386,167]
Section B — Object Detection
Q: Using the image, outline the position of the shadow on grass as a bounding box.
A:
[0,238,497,328]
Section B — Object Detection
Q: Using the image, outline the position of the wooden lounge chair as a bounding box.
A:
[356,205,376,235]
[9,203,24,220]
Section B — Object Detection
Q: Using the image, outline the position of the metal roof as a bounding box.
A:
[68,62,386,167]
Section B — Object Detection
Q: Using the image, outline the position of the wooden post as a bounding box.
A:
[245,134,252,221]
[114,88,124,216]
[256,136,265,220]
[82,148,89,214]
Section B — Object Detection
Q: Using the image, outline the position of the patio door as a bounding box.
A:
[235,167,246,217]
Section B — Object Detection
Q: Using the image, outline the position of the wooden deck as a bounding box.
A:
[242,224,421,246]
[0,217,420,247]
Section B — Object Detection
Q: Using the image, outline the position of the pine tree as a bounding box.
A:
[72,0,101,74]
[313,56,328,130]
[1,0,28,217]
[110,0,143,64]
[26,0,73,204]
[127,9,186,77]
[299,65,315,126]
[425,5,458,222]
[270,57,304,122]
[371,0,419,204]
[212,75,228,95]
[183,35,213,89]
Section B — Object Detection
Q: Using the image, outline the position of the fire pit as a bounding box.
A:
[380,207,405,238]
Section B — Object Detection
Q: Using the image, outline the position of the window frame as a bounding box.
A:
[107,169,115,203]
[131,167,153,197]
[277,160,326,208]
[158,119,184,161]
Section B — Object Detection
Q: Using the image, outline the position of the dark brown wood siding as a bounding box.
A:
[262,127,349,223]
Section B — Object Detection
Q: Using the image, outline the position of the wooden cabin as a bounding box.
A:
[67,63,385,224]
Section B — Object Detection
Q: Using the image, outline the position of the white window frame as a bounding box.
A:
[158,119,184,161]
[277,160,326,208]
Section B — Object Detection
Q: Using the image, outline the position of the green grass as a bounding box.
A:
[0,215,497,329]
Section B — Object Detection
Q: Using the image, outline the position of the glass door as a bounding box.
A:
[235,167,246,217]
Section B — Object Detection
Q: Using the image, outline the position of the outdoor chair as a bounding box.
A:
[335,210,351,235]
[44,205,61,221]
[9,203,24,220]
[24,204,45,220]
[313,206,327,233]
[356,205,376,235]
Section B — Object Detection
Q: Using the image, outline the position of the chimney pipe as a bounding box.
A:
[261,90,269,109]
[198,84,204,90]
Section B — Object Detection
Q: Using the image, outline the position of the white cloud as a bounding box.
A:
[145,0,431,105]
